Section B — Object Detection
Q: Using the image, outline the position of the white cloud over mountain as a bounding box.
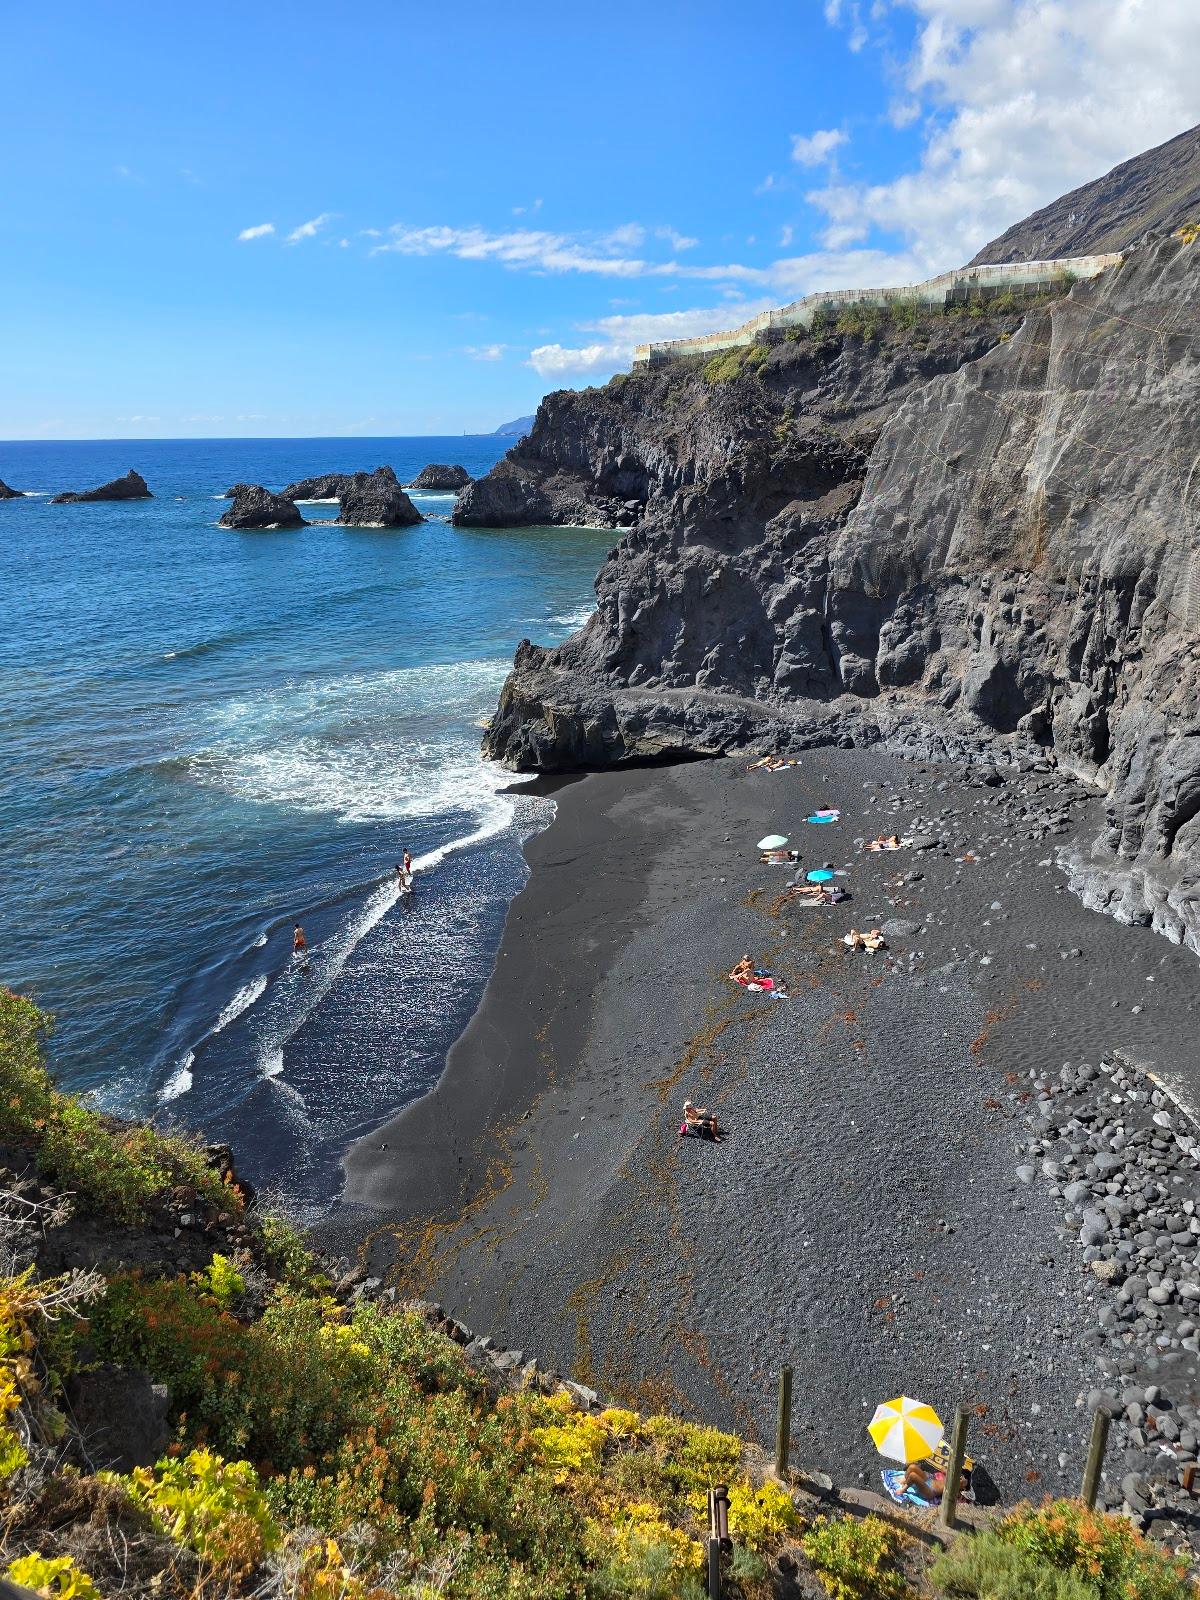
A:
[812,0,1200,269]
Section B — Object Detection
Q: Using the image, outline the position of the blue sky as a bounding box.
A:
[5,0,1199,438]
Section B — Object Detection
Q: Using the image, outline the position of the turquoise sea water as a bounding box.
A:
[0,437,612,1212]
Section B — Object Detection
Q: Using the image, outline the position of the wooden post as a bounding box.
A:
[1081,1409,1110,1510]
[775,1365,793,1479]
[706,1486,722,1600]
[939,1405,969,1529]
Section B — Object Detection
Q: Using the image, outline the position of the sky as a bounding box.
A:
[5,0,1200,439]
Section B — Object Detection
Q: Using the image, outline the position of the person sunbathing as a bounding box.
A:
[903,1456,973,1504]
[760,848,799,864]
[729,955,755,982]
[866,834,905,852]
[842,927,886,952]
[682,1101,724,1140]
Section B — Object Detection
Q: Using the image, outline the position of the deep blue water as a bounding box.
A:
[0,437,612,1213]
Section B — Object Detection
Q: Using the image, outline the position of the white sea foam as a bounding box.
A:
[161,1051,194,1101]
[213,974,267,1033]
[252,932,267,948]
[294,497,340,505]
[191,658,514,825]
[550,604,594,630]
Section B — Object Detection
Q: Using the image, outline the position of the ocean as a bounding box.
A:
[0,437,613,1214]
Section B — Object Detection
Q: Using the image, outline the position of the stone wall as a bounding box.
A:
[631,252,1124,366]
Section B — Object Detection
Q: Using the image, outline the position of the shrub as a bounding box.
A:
[5,1553,102,1599]
[994,1499,1196,1600]
[121,1448,279,1576]
[190,1252,245,1311]
[802,1513,913,1600]
[930,1533,1095,1599]
[1175,221,1199,245]
[725,1476,797,1551]
[590,1501,706,1597]
[887,298,919,329]
[0,992,235,1223]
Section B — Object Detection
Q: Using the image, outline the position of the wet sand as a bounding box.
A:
[320,749,1200,1497]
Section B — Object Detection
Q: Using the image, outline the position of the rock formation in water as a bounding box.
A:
[408,463,473,490]
[276,465,421,526]
[51,469,152,504]
[219,484,307,529]
[335,468,422,527]
[0,478,25,498]
[479,172,1200,952]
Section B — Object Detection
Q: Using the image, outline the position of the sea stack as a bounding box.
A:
[0,479,26,499]
[336,468,422,527]
[51,469,152,504]
[219,485,307,530]
[408,463,473,491]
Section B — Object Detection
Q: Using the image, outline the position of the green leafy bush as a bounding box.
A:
[5,1553,102,1599]
[931,1534,1095,1599]
[802,1513,913,1600]
[993,1499,1194,1600]
[121,1449,280,1575]
[0,991,235,1223]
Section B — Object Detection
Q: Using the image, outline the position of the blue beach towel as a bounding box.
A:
[806,813,839,824]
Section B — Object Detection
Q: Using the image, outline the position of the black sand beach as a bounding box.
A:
[322,749,1200,1499]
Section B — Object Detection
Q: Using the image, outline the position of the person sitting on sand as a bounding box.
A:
[729,954,755,983]
[681,1100,724,1140]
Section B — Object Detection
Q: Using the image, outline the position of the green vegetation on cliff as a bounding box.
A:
[0,991,1193,1599]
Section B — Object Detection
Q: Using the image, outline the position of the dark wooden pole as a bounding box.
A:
[775,1365,794,1478]
[938,1405,969,1529]
[1081,1409,1110,1510]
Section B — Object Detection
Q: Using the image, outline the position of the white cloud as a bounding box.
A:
[238,222,275,241]
[286,212,333,244]
[813,0,1200,269]
[656,226,699,250]
[790,128,848,166]
[371,222,753,282]
[463,343,508,361]
[780,224,794,247]
[527,343,614,377]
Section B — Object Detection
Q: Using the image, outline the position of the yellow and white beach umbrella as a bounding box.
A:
[868,1397,944,1463]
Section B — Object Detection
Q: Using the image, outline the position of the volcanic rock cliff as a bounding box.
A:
[481,232,1200,951]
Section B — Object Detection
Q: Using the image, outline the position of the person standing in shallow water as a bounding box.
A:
[293,923,307,956]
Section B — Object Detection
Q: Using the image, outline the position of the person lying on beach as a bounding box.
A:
[784,883,847,905]
[681,1100,724,1140]
[760,848,800,865]
[842,927,886,952]
[902,1456,973,1505]
[747,754,798,772]
[866,834,909,852]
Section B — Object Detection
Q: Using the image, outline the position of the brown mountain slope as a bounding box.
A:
[970,121,1200,263]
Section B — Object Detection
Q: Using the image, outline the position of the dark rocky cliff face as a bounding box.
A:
[482,235,1200,951]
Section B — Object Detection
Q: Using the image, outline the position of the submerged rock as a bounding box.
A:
[0,478,25,499]
[409,463,473,491]
[52,469,152,504]
[219,485,306,530]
